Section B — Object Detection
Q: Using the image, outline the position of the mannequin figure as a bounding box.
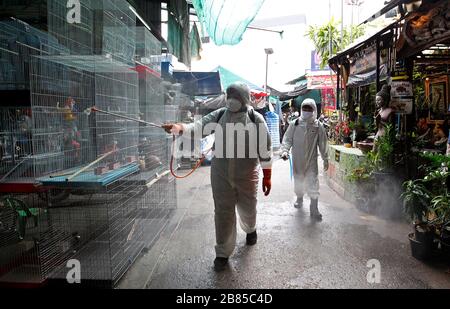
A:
[374,85,395,143]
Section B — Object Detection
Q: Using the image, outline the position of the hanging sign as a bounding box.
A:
[350,44,377,75]
[390,81,413,114]
[350,45,389,78]
[307,75,337,89]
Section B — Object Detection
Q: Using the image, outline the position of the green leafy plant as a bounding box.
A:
[413,71,429,111]
[431,192,450,225]
[401,179,431,223]
[306,19,365,69]
[373,124,395,172]
[348,124,396,183]
[347,151,377,182]
[419,153,450,173]
[401,162,450,227]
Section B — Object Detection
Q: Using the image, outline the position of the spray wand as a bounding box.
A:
[84,106,208,179]
[84,106,163,129]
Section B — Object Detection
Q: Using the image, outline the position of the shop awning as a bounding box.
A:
[328,22,395,71]
[278,84,308,101]
[294,89,322,109]
[347,64,388,87]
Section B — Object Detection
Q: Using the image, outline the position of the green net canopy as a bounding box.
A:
[192,0,266,46]
[214,66,264,92]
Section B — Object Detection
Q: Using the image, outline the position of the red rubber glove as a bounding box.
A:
[262,169,272,196]
[162,123,184,135]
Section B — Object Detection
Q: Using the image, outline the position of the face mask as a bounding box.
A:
[301,111,313,120]
[226,98,243,112]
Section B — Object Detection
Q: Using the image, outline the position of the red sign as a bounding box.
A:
[322,88,336,110]
[307,75,337,90]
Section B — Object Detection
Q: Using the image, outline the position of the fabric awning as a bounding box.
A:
[192,0,266,46]
[278,84,308,101]
[347,64,388,87]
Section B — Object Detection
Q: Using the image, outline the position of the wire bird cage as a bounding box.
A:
[48,0,136,65]
[0,17,68,91]
[0,0,177,288]
[136,27,162,75]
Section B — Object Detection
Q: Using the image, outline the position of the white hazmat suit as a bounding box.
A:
[181,83,273,258]
[281,99,328,216]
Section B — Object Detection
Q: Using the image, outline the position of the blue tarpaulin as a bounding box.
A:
[173,71,222,96]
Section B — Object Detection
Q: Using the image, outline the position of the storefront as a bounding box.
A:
[327,0,450,260]
[281,71,337,117]
[328,0,449,162]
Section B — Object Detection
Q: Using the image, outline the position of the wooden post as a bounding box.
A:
[376,37,381,92]
[337,66,341,111]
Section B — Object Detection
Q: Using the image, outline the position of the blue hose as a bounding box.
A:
[289,155,293,181]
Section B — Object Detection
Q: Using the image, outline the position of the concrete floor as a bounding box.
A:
[119,158,450,289]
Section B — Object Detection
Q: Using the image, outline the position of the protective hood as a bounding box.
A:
[226,82,251,113]
[300,98,317,123]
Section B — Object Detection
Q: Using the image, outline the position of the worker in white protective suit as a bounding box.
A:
[280,98,329,221]
[162,82,273,271]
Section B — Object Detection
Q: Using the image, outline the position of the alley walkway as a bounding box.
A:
[119,158,450,289]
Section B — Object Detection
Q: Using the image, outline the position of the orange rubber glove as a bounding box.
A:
[262,169,272,196]
[162,123,184,135]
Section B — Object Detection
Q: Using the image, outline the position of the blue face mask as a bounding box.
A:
[301,111,313,120]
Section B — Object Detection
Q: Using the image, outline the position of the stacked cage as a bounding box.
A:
[0,15,70,286]
[0,0,177,288]
[37,0,142,287]
[0,17,68,185]
[135,27,177,252]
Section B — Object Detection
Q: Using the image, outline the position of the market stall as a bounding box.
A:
[328,0,450,260]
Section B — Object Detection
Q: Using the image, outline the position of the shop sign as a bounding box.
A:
[311,50,329,71]
[350,44,377,75]
[390,81,413,114]
[307,75,337,90]
[350,44,388,76]
[335,150,341,163]
[322,88,336,110]
[392,62,409,80]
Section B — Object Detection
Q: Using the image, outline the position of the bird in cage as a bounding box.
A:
[15,109,32,157]
[59,98,82,162]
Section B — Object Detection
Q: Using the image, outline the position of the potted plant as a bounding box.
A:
[440,223,450,256]
[347,151,377,213]
[372,124,395,175]
[402,161,450,260]
[427,166,450,256]
[401,178,435,260]
[335,121,352,146]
